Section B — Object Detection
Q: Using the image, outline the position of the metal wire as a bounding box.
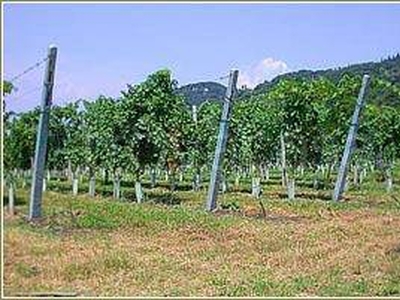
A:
[8,56,48,83]
[213,74,230,82]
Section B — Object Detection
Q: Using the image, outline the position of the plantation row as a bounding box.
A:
[4,70,400,202]
[7,165,396,204]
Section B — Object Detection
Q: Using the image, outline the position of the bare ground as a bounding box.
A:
[3,188,400,297]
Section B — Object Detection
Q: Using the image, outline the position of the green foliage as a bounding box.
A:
[220,200,240,211]
[2,80,14,96]
[63,101,87,171]
[120,69,190,179]
[188,101,221,170]
[228,96,280,174]
[83,96,129,174]
[4,108,40,171]
[360,105,400,166]
[3,67,400,196]
[269,79,322,170]
[253,54,400,106]
[14,262,39,278]
[47,106,67,170]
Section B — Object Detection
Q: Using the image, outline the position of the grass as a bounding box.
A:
[3,178,400,297]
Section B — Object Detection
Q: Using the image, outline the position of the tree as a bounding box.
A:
[3,108,40,211]
[120,70,185,201]
[62,101,88,196]
[47,105,73,176]
[4,109,40,172]
[360,104,400,191]
[83,97,112,196]
[2,80,14,96]
[229,96,280,197]
[268,79,322,199]
[187,101,221,191]
[85,96,129,199]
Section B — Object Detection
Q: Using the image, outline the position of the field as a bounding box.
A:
[3,173,400,297]
[3,3,400,298]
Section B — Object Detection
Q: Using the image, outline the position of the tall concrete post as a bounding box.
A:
[206,70,239,211]
[29,45,58,220]
[332,75,370,201]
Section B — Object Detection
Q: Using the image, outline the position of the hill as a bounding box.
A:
[253,54,400,95]
[178,54,400,105]
[176,81,226,106]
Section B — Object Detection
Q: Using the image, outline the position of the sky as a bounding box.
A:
[3,2,400,112]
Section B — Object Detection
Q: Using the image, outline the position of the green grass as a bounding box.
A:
[3,174,400,297]
[14,262,40,278]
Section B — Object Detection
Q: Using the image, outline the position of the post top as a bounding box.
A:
[49,44,57,50]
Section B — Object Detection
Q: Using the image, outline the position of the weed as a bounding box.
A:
[14,262,40,278]
[221,200,240,211]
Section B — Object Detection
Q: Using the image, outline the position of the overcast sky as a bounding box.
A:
[3,3,400,112]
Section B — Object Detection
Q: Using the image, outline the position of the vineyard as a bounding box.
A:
[3,67,400,296]
[4,70,400,202]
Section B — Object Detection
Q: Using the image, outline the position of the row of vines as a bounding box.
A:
[4,69,400,203]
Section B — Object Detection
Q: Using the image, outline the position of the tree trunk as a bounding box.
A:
[150,168,157,189]
[104,169,109,186]
[321,165,326,177]
[51,169,57,180]
[299,165,304,177]
[72,178,79,196]
[252,177,261,198]
[353,164,359,187]
[113,174,121,200]
[193,168,201,191]
[360,167,367,184]
[313,168,319,189]
[165,170,169,182]
[68,160,73,182]
[26,170,31,187]
[179,170,184,183]
[8,183,14,215]
[89,172,95,197]
[220,174,228,194]
[170,175,177,191]
[43,178,47,192]
[287,177,295,200]
[386,168,393,192]
[135,181,144,203]
[251,165,262,198]
[324,163,333,188]
[280,132,287,187]
[72,170,79,196]
[169,172,177,192]
[234,175,240,188]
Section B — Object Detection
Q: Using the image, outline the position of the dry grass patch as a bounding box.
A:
[3,188,400,296]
